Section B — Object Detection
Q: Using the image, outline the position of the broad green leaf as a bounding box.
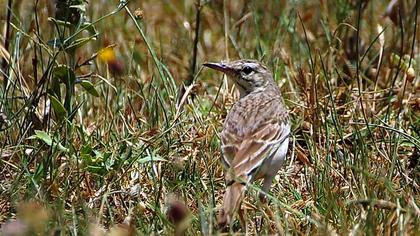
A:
[50,79,62,100]
[79,80,99,97]
[32,130,53,146]
[81,144,93,156]
[29,130,69,152]
[48,94,67,121]
[53,65,76,84]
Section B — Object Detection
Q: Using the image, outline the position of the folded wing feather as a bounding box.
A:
[221,119,289,180]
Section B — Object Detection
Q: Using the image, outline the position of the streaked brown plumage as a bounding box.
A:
[203,59,290,230]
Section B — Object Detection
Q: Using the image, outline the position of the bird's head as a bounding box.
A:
[203,59,275,96]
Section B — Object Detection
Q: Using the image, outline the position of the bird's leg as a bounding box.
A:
[258,175,276,234]
[238,205,247,234]
[259,175,274,203]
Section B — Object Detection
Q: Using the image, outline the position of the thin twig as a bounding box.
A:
[396,0,417,117]
[2,0,13,90]
[189,1,202,84]
[354,0,374,140]
[176,1,203,109]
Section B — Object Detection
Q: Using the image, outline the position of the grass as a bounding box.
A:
[0,0,419,235]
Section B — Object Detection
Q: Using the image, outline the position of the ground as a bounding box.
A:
[0,0,419,235]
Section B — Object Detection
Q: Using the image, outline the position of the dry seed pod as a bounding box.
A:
[407,67,415,82]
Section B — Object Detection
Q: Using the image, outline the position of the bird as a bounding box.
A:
[203,59,290,230]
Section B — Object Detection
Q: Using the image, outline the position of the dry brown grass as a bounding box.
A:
[0,0,419,235]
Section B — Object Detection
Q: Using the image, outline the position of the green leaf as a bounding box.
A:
[81,144,93,156]
[53,65,76,84]
[138,153,167,164]
[29,130,69,152]
[86,165,107,175]
[66,35,97,51]
[32,130,53,146]
[79,80,99,97]
[48,94,67,121]
[50,79,62,100]
[57,142,70,153]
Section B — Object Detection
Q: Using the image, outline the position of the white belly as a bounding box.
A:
[255,137,289,179]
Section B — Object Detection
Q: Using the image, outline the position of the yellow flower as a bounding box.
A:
[98,47,115,63]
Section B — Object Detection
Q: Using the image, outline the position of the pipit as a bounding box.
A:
[203,59,290,229]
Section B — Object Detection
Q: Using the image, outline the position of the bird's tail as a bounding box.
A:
[218,181,246,229]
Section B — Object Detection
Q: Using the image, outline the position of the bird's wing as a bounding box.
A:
[221,118,290,180]
[220,130,241,167]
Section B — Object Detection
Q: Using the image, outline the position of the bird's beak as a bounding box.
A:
[203,62,232,74]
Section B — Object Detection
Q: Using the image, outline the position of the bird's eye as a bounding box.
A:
[242,66,253,74]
